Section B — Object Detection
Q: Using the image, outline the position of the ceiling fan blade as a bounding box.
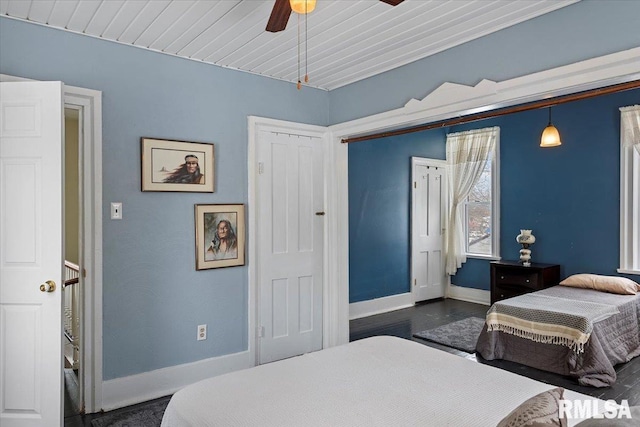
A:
[266,0,403,33]
[266,0,292,33]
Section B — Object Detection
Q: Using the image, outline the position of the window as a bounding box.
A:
[465,152,495,256]
[464,145,499,259]
[445,126,500,275]
[619,105,640,275]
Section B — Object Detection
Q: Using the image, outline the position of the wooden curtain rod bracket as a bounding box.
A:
[341,79,640,144]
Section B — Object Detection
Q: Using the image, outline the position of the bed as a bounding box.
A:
[476,282,640,388]
[161,335,608,427]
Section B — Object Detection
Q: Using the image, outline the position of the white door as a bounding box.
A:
[411,157,447,302]
[257,130,323,364]
[0,81,64,426]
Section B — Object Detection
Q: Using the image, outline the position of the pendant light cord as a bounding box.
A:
[295,1,311,90]
[297,12,301,89]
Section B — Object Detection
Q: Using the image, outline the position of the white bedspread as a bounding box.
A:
[161,336,605,427]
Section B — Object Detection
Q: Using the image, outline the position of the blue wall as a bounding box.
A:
[349,88,640,301]
[0,17,329,380]
[348,131,445,302]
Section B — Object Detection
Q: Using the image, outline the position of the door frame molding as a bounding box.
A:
[247,116,337,364]
[411,157,447,303]
[65,86,103,413]
[0,74,104,412]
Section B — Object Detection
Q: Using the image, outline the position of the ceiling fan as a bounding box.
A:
[266,0,405,32]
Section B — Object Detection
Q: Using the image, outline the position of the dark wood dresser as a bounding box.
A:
[490,260,561,304]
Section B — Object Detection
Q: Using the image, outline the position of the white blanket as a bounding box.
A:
[161,336,605,427]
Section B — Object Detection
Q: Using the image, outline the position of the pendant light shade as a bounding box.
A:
[290,0,316,14]
[540,107,562,147]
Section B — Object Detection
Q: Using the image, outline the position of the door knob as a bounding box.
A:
[40,280,56,293]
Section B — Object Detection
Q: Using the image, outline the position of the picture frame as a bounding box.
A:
[195,204,245,270]
[141,137,214,192]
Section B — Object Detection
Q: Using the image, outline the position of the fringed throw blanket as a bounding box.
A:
[486,293,619,353]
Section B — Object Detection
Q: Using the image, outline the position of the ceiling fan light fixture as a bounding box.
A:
[290,0,316,14]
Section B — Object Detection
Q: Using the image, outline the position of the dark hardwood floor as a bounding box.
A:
[65,395,171,427]
[66,297,640,426]
[350,298,640,406]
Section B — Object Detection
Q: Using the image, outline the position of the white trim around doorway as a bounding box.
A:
[64,85,103,413]
[328,47,640,336]
[247,116,345,360]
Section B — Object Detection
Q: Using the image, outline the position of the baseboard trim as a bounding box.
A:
[349,293,414,320]
[101,349,254,411]
[447,284,491,306]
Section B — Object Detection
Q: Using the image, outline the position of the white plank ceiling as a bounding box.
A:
[0,0,579,90]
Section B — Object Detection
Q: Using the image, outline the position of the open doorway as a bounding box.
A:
[64,107,83,417]
[62,88,104,417]
[64,84,104,416]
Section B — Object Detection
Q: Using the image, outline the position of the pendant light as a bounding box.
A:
[540,107,562,147]
[291,0,315,90]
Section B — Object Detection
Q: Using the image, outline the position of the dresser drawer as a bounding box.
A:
[490,261,560,305]
[494,286,526,302]
[495,271,539,290]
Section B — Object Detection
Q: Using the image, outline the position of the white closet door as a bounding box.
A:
[412,157,447,302]
[257,130,324,364]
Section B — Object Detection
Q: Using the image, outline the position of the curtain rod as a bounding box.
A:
[341,79,640,144]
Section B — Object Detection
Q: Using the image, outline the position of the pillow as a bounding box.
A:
[559,274,639,295]
[574,405,640,426]
[497,387,567,427]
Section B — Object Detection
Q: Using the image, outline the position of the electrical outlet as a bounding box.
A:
[197,324,207,341]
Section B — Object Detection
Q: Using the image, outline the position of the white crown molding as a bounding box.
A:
[330,47,640,139]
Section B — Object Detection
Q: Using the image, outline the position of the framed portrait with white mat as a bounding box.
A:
[195,204,245,270]
[141,137,214,192]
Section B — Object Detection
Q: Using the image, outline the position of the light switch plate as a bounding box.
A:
[111,202,122,220]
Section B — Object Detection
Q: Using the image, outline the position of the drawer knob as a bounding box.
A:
[501,276,505,279]
[526,279,530,283]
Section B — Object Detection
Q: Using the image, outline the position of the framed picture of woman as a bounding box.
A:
[195,204,245,270]
[141,137,214,192]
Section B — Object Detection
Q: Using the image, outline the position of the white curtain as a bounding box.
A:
[621,105,640,155]
[445,127,498,275]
